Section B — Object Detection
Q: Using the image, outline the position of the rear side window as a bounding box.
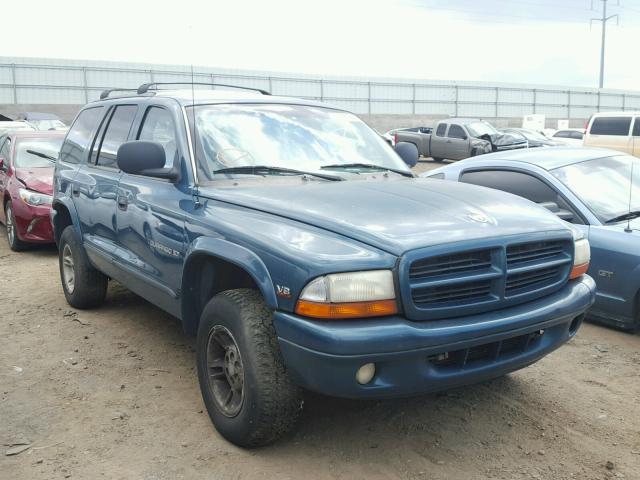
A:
[436,123,447,137]
[633,118,640,137]
[590,116,632,136]
[570,131,583,140]
[138,107,178,168]
[59,107,104,164]
[95,105,138,169]
[461,170,558,203]
[448,124,467,139]
[553,131,569,138]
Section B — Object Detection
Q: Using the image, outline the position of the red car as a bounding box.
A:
[0,131,65,250]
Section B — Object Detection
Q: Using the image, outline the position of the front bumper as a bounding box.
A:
[12,198,54,243]
[274,276,596,399]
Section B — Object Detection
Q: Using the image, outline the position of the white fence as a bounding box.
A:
[2,56,640,118]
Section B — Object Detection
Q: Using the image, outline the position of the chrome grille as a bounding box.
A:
[405,237,573,320]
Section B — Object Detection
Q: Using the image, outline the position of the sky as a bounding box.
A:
[6,0,640,90]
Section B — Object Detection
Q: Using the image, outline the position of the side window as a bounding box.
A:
[59,107,104,164]
[0,137,11,161]
[137,107,178,168]
[633,118,640,137]
[448,124,467,139]
[460,170,582,223]
[553,131,569,138]
[570,131,583,140]
[590,116,632,136]
[95,105,138,169]
[436,123,447,137]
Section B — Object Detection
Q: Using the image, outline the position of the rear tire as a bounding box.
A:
[196,289,303,447]
[5,201,27,252]
[58,225,108,309]
[432,157,444,162]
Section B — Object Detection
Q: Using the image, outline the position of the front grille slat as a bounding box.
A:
[408,238,572,318]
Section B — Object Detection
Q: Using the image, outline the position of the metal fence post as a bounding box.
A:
[320,79,324,102]
[149,69,154,82]
[82,67,89,103]
[622,93,626,111]
[532,88,537,114]
[567,90,571,119]
[412,83,416,115]
[11,63,17,104]
[454,85,459,116]
[495,87,499,118]
[367,82,371,114]
[268,76,273,94]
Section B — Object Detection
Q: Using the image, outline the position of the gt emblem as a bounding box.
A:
[467,212,490,224]
[276,285,291,299]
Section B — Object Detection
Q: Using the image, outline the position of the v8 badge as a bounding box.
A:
[276,285,292,299]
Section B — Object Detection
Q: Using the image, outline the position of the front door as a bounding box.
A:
[115,106,188,317]
[0,136,11,224]
[73,105,138,255]
[446,124,471,160]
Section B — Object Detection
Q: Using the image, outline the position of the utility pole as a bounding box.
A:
[591,0,619,89]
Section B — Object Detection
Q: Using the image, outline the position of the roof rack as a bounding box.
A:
[99,88,139,100]
[136,82,271,96]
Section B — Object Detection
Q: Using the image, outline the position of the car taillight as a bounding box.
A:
[584,116,591,133]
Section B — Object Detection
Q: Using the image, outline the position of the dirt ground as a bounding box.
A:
[2,160,640,480]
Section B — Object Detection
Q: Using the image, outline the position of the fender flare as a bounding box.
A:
[181,236,278,334]
[51,197,81,242]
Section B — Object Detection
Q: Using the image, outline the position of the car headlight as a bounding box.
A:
[295,270,398,319]
[570,238,590,279]
[18,188,52,206]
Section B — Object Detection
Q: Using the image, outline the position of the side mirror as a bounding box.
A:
[117,141,179,181]
[539,201,574,222]
[394,141,419,168]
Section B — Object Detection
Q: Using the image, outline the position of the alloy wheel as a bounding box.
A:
[62,244,75,294]
[205,325,245,417]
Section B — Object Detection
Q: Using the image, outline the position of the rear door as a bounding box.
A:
[633,116,640,158]
[430,122,448,159]
[73,104,138,257]
[446,124,470,160]
[115,104,189,317]
[587,116,633,153]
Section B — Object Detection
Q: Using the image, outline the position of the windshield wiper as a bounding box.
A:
[605,210,640,224]
[26,149,57,162]
[212,165,342,181]
[320,163,414,178]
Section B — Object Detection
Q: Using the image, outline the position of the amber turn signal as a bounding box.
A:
[569,263,589,280]
[295,299,398,319]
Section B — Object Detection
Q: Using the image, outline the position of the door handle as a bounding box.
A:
[71,185,79,197]
[117,196,128,211]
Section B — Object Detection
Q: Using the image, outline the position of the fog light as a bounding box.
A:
[356,363,376,385]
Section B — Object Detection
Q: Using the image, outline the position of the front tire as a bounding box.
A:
[5,201,27,251]
[58,226,108,309]
[196,289,303,447]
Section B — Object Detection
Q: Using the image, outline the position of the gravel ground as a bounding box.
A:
[2,163,639,480]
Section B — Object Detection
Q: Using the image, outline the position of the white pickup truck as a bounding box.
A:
[394,118,528,161]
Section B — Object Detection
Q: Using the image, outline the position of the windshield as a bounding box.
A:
[552,155,640,223]
[14,137,63,168]
[30,119,67,131]
[517,129,548,141]
[466,121,499,137]
[189,104,409,182]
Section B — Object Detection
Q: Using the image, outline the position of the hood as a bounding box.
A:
[605,217,640,234]
[15,167,54,195]
[201,178,570,256]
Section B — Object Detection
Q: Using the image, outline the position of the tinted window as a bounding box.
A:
[633,118,640,137]
[569,131,583,140]
[138,107,178,168]
[0,137,10,162]
[460,169,581,223]
[590,116,632,136]
[448,124,467,139]
[96,105,137,168]
[553,130,570,138]
[59,107,104,164]
[436,123,447,137]
[460,170,557,203]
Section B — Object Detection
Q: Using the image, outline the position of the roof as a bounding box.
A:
[17,112,62,120]
[468,147,622,170]
[93,88,338,110]
[591,111,640,116]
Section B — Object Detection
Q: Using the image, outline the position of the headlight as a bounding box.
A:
[570,238,590,279]
[18,188,52,206]
[295,270,398,319]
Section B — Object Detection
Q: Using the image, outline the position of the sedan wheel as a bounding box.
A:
[5,201,26,251]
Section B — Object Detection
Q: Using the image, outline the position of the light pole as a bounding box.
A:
[592,0,619,89]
